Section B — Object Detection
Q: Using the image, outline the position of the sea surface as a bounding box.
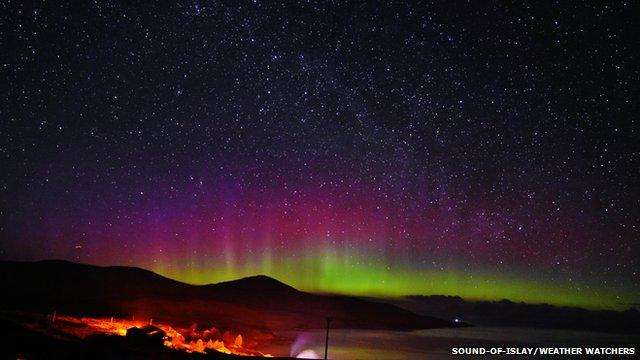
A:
[263,327,640,359]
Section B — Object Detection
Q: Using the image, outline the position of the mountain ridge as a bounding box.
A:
[0,259,462,331]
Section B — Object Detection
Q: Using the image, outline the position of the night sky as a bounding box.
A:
[2,1,638,309]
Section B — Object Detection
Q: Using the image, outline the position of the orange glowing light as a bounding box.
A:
[53,315,272,357]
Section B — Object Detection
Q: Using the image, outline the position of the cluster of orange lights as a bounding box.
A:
[55,315,272,357]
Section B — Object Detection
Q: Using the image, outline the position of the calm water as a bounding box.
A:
[264,327,640,359]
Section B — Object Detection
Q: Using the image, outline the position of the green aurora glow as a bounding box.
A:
[150,248,633,311]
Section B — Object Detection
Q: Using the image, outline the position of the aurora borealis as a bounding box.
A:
[2,1,638,311]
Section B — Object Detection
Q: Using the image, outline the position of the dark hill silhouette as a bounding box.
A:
[380,295,640,334]
[202,275,306,308]
[0,260,461,331]
[210,275,299,295]
[1,260,196,316]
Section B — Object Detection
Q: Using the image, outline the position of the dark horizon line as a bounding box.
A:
[3,257,638,313]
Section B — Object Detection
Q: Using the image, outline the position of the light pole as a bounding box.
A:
[324,317,332,360]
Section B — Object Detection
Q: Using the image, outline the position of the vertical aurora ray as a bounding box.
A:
[151,244,632,310]
[32,172,632,311]
[16,171,635,311]
[2,1,638,314]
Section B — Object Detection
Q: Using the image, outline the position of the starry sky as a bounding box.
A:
[1,1,638,309]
